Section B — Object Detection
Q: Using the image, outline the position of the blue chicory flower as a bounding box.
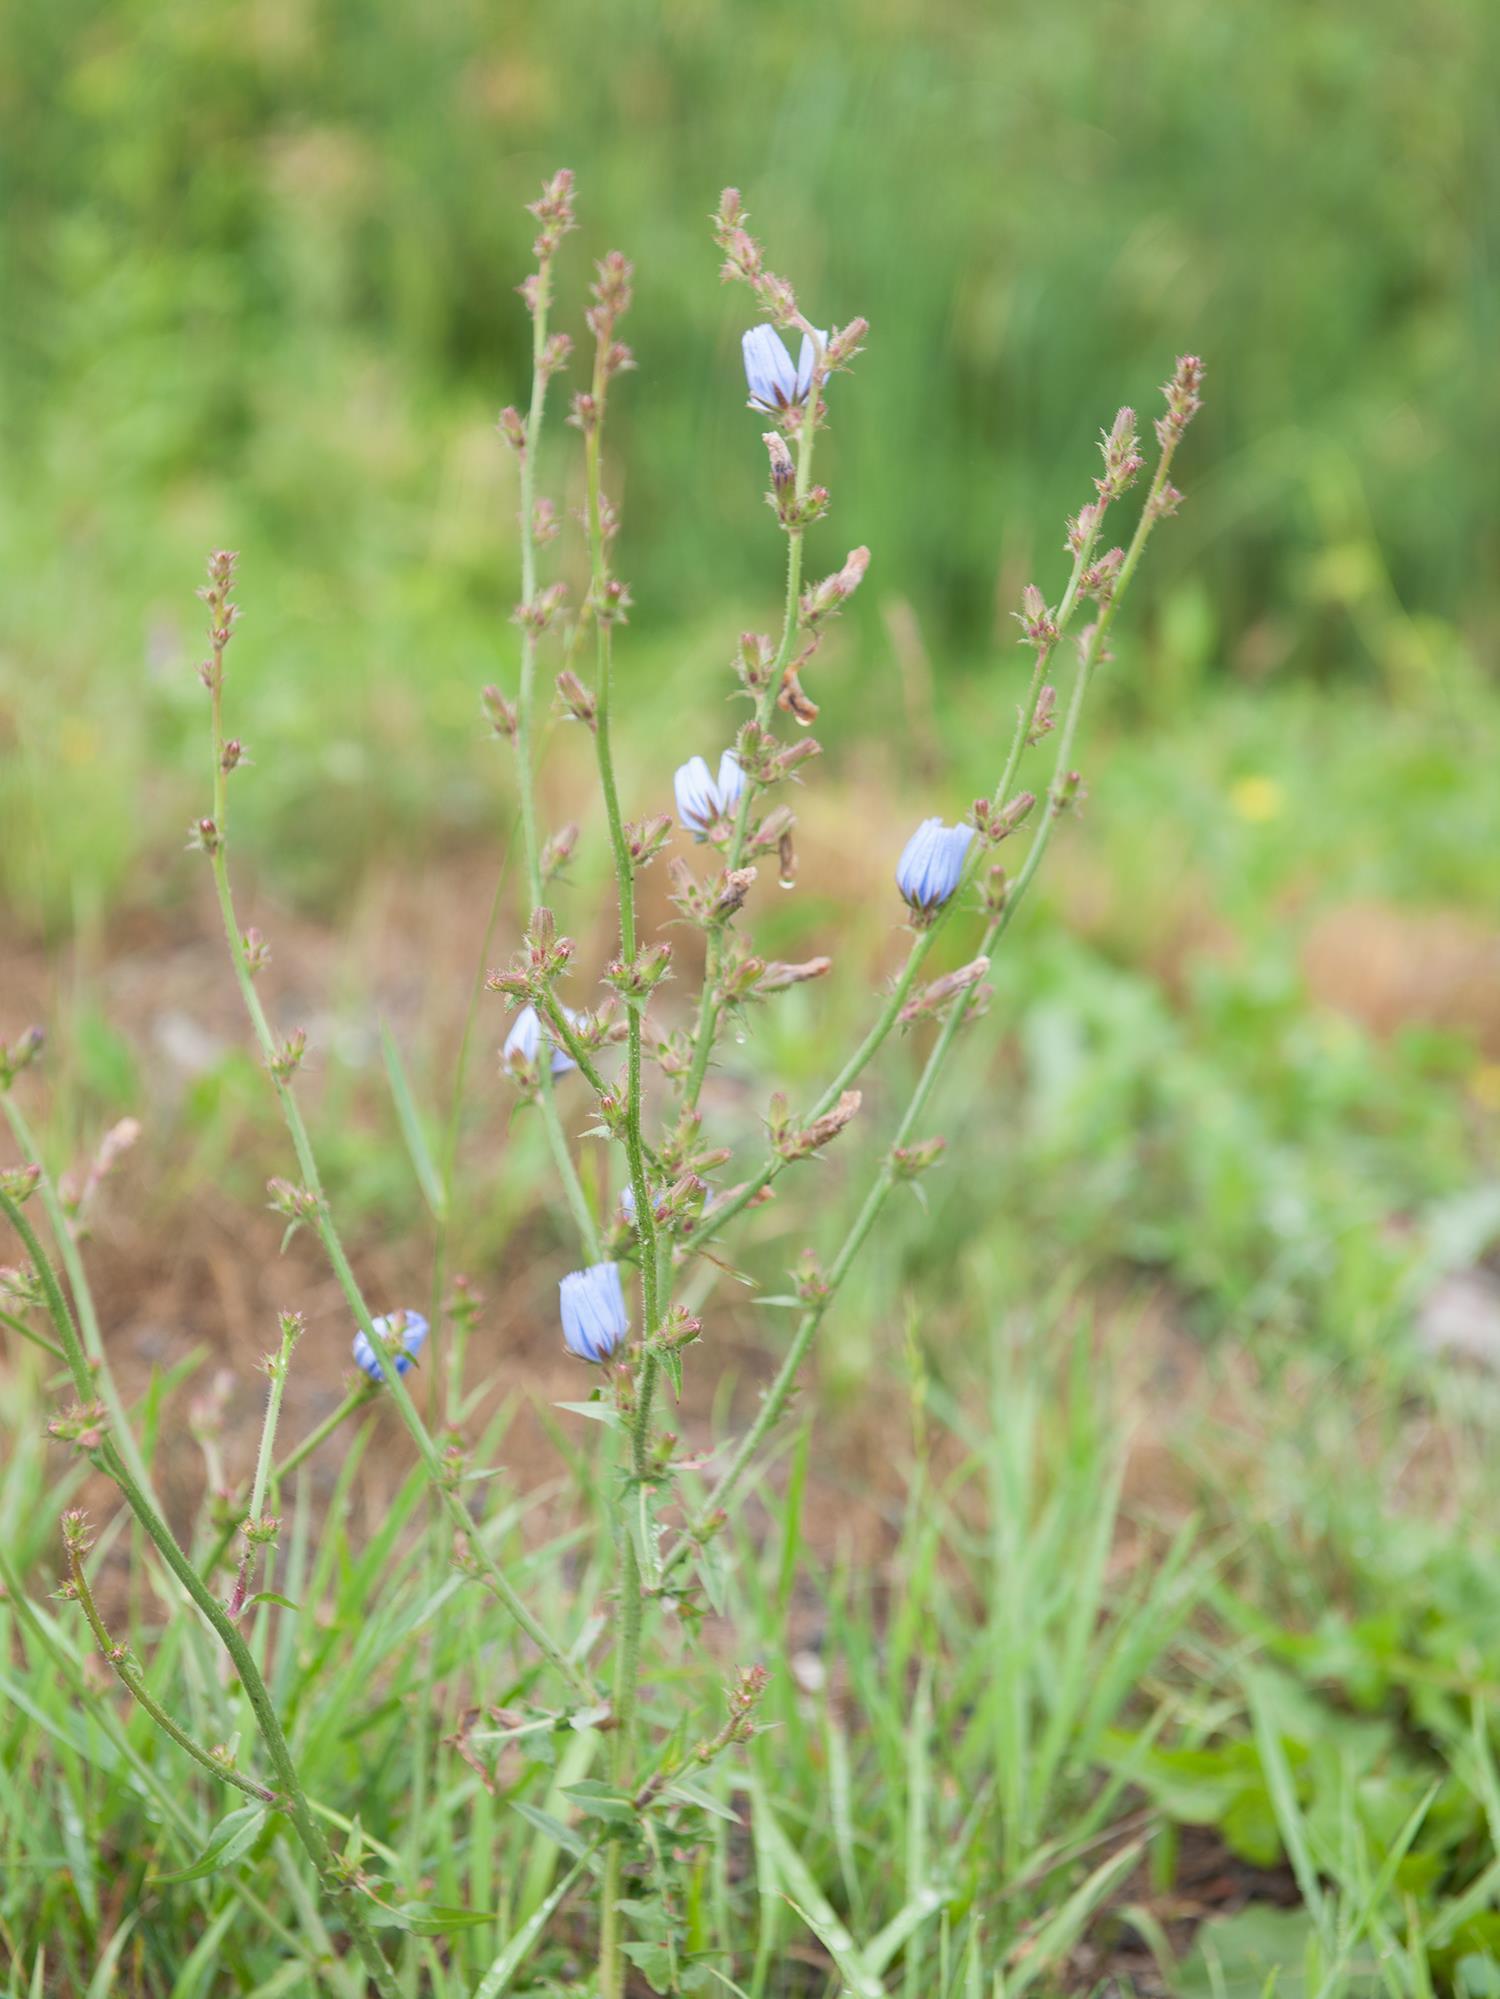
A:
[503,1002,576,1077]
[674,750,745,838]
[741,324,824,414]
[353,1309,429,1384]
[559,1262,629,1363]
[896,818,974,914]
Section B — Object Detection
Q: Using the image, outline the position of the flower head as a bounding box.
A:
[896,818,974,915]
[353,1310,429,1385]
[502,1002,576,1077]
[559,1262,629,1363]
[674,750,745,839]
[742,325,824,414]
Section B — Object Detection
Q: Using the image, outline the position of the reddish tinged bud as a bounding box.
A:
[1028,685,1057,745]
[737,632,775,693]
[243,928,270,975]
[823,317,869,370]
[598,578,633,625]
[756,956,832,994]
[497,407,527,454]
[482,684,518,740]
[763,432,795,491]
[568,392,599,434]
[540,823,579,882]
[1096,407,1144,503]
[898,957,991,1025]
[191,817,221,855]
[220,738,244,773]
[626,813,674,866]
[800,545,870,625]
[555,669,597,728]
[1015,584,1058,650]
[532,497,561,544]
[1066,501,1103,556]
[539,332,573,380]
[1080,546,1125,604]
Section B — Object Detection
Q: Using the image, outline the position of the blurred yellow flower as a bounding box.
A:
[1470,1064,1500,1113]
[1230,774,1284,823]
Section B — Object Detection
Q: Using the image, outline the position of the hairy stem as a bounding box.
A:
[513,249,602,1268]
[0,1186,400,1999]
[663,435,1183,1577]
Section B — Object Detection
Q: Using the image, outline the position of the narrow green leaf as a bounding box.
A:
[153,1804,268,1885]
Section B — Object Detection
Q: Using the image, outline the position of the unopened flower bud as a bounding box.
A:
[898,957,991,1024]
[482,684,519,740]
[626,813,674,866]
[892,1136,946,1181]
[540,823,579,882]
[1015,584,1058,650]
[555,668,597,728]
[756,956,832,994]
[497,407,527,454]
[763,432,795,491]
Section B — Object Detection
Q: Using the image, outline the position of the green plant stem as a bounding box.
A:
[206,639,594,1704]
[582,304,663,1999]
[0,1185,401,1999]
[673,532,1097,1263]
[682,384,823,1112]
[1,1091,158,1501]
[230,1315,297,1614]
[68,1544,275,1804]
[203,1382,376,1577]
[662,445,1181,1578]
[512,250,601,1268]
[0,1302,65,1360]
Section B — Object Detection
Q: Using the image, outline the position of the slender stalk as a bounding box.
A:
[511,223,601,1269]
[673,533,1095,1263]
[579,259,662,1999]
[68,1544,275,1804]
[681,376,824,1110]
[0,1185,401,1999]
[0,1302,66,1361]
[1,1091,158,1500]
[200,573,594,1703]
[203,1382,375,1578]
[228,1313,298,1619]
[663,421,1189,1578]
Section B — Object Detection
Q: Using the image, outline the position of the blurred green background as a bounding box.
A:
[2,0,1498,1372]
[1,0,1495,924]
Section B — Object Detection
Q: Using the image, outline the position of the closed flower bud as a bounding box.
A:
[482,684,519,740]
[800,545,870,624]
[737,632,775,692]
[823,317,869,370]
[1096,407,1144,503]
[540,333,573,380]
[243,928,271,975]
[555,669,597,728]
[1015,584,1058,650]
[626,813,674,865]
[353,1310,429,1384]
[899,957,991,1024]
[540,822,579,882]
[895,818,974,918]
[559,1262,629,1363]
[497,407,527,454]
[1028,686,1057,744]
[0,1163,41,1203]
[892,1136,947,1180]
[713,866,758,919]
[763,432,795,490]
[756,955,832,995]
